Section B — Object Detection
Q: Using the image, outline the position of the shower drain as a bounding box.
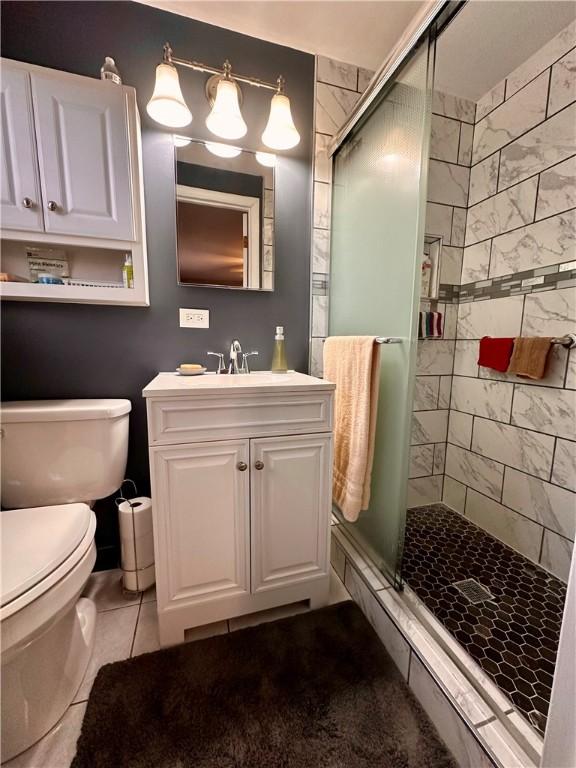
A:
[452,579,494,604]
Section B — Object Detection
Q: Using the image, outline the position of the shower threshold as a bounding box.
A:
[401,503,566,738]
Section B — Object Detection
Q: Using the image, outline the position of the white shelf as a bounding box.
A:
[0,280,148,306]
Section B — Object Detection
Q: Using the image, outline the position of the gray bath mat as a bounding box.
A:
[72,601,456,767]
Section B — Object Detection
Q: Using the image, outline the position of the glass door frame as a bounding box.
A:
[330,0,464,159]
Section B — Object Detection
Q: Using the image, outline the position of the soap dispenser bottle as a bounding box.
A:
[271,326,288,373]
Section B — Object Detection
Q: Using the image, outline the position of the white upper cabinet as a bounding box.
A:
[0,58,148,306]
[0,66,44,231]
[30,72,134,240]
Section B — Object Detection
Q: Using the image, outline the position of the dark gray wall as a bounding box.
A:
[0,1,314,567]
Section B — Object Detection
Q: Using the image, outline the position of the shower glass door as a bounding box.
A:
[329,35,433,585]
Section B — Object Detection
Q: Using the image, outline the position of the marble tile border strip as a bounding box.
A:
[438,261,576,304]
[330,521,541,768]
[312,272,328,296]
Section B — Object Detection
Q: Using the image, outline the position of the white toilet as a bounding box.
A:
[0,399,131,763]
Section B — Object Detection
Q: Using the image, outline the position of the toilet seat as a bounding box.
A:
[1,504,96,623]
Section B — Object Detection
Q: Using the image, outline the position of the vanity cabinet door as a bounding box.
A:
[0,65,44,232]
[30,72,134,241]
[152,440,250,606]
[250,434,332,593]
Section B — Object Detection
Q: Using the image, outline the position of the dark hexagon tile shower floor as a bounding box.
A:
[401,504,566,736]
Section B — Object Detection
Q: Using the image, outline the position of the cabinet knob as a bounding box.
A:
[22,197,34,209]
[47,200,59,212]
[254,460,264,470]
[236,461,248,472]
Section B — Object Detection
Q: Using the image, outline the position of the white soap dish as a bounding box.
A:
[176,366,207,376]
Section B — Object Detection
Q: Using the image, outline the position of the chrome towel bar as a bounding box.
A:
[373,334,576,347]
[551,334,576,348]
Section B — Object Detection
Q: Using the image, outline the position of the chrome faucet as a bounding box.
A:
[208,340,258,374]
[241,350,259,373]
[228,340,260,374]
[229,339,243,374]
[207,351,226,374]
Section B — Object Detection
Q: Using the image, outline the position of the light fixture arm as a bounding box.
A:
[162,41,283,92]
[162,42,173,64]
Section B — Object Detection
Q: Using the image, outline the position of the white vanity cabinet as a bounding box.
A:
[0,58,148,306]
[144,372,335,647]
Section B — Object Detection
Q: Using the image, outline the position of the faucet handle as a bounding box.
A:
[207,351,226,374]
[241,351,259,374]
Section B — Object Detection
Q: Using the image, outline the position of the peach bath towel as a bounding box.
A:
[324,336,381,522]
[508,337,553,379]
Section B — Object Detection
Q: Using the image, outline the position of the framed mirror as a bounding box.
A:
[175,139,275,291]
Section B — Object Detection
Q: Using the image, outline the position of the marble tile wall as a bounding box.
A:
[309,56,373,378]
[409,92,476,505]
[442,21,576,582]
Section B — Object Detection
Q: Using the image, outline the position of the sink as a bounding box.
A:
[143,371,335,398]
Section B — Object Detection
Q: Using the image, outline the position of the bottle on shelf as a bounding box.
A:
[100,57,122,85]
[122,254,134,288]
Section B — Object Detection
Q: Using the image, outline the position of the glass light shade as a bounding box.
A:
[147,63,192,128]
[173,135,192,147]
[205,141,242,158]
[206,78,247,140]
[262,93,300,150]
[256,151,277,167]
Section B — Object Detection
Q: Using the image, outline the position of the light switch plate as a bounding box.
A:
[179,308,209,328]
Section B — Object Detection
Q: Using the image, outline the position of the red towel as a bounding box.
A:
[478,337,515,372]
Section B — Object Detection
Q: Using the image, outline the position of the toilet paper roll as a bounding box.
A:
[118,496,155,592]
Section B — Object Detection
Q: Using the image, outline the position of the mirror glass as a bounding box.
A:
[175,139,275,291]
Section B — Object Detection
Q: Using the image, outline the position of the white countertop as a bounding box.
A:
[142,371,335,398]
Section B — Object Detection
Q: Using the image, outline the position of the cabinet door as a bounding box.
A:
[31,73,134,240]
[0,65,44,231]
[152,441,250,605]
[251,434,332,592]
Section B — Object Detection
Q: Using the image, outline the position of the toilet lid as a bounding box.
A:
[1,503,92,607]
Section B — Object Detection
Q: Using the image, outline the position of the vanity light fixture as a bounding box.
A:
[205,62,247,140]
[147,58,192,128]
[205,141,242,158]
[261,79,300,150]
[256,151,277,168]
[147,43,300,150]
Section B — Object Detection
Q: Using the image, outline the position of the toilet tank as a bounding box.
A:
[1,399,131,509]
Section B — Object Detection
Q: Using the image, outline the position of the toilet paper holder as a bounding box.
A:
[115,479,156,596]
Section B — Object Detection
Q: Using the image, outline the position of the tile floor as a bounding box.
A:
[4,568,350,768]
[402,504,567,736]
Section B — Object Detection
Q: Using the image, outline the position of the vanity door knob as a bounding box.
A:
[254,460,264,470]
[237,461,248,472]
[47,200,59,212]
[22,197,34,209]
